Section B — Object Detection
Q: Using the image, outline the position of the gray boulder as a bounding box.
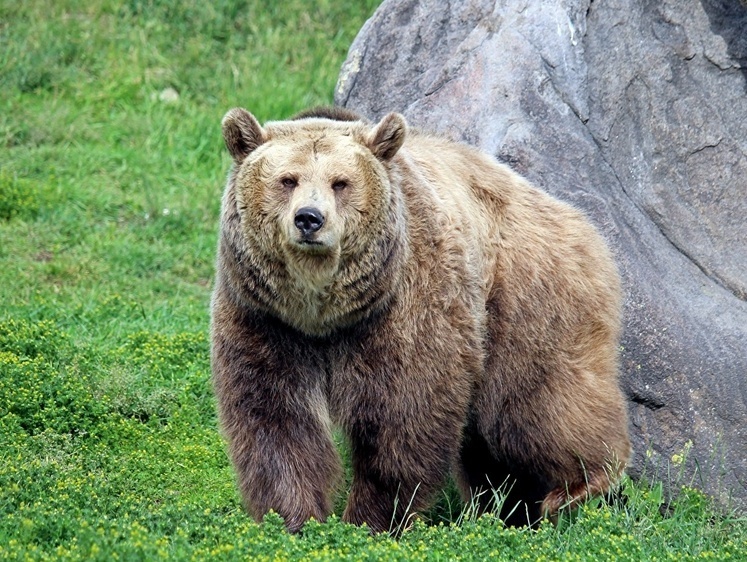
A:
[336,0,747,510]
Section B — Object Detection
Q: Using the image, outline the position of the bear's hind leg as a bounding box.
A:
[540,462,623,521]
[455,420,510,515]
[456,419,552,527]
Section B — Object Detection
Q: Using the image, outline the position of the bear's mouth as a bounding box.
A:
[290,237,333,255]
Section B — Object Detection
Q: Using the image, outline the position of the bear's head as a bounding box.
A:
[221,108,408,329]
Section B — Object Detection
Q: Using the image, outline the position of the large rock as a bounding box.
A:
[336,0,747,510]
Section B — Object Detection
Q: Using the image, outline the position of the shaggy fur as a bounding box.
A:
[211,107,631,533]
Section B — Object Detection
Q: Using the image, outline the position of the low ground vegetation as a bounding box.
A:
[1,0,745,559]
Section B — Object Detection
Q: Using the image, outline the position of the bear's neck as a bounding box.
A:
[282,226,406,336]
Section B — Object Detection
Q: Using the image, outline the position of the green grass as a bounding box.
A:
[1,0,746,559]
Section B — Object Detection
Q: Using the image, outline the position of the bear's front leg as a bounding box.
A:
[211,300,341,532]
[341,402,465,533]
[334,330,472,534]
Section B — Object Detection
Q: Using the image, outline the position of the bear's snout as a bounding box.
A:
[294,207,325,238]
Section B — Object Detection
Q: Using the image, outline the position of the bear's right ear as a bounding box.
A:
[222,108,265,163]
[367,112,407,161]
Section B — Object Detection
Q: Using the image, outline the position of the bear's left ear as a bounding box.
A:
[222,108,266,163]
[367,112,407,160]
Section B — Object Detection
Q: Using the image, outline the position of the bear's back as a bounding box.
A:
[397,132,620,321]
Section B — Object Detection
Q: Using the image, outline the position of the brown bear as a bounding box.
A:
[211,106,631,533]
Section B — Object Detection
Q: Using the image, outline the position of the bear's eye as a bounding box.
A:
[332,180,348,192]
[280,177,298,189]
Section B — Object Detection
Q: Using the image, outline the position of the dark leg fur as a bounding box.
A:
[456,420,553,527]
[343,419,451,534]
[232,404,340,532]
[541,466,618,521]
[212,303,341,532]
[333,344,470,533]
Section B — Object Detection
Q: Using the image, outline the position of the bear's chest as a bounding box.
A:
[270,273,379,337]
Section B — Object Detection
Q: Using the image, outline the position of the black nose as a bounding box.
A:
[294,207,325,236]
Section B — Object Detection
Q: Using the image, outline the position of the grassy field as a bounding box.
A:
[1,0,746,559]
